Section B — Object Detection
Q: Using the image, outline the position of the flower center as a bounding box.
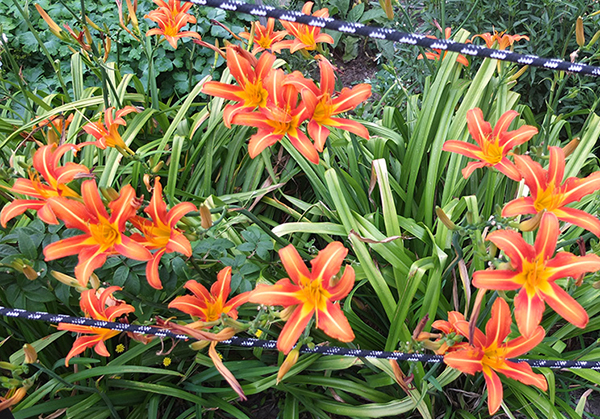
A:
[533,182,564,212]
[483,344,508,369]
[163,24,179,38]
[257,35,273,49]
[266,107,298,136]
[297,30,317,50]
[517,257,549,297]
[313,96,333,124]
[482,139,504,165]
[89,218,121,249]
[203,300,226,322]
[297,278,331,312]
[240,81,268,108]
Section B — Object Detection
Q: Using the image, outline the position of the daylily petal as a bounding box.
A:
[249,279,301,307]
[472,269,521,290]
[483,368,503,415]
[547,146,565,186]
[307,120,330,152]
[462,161,488,179]
[540,281,589,329]
[184,279,211,301]
[545,252,600,282]
[442,140,484,160]
[327,265,355,300]
[485,297,511,348]
[316,300,354,342]
[74,247,108,287]
[504,326,545,358]
[496,360,547,390]
[104,303,136,321]
[210,266,232,303]
[169,295,208,317]
[82,179,109,220]
[247,130,282,159]
[288,130,319,164]
[513,288,546,338]
[0,200,45,227]
[108,184,139,230]
[279,244,311,285]
[492,110,518,140]
[146,178,168,224]
[44,235,93,260]
[486,230,534,270]
[561,172,600,205]
[209,341,247,400]
[115,236,152,261]
[202,81,245,102]
[311,241,347,283]
[534,212,559,261]
[552,207,600,238]
[93,339,111,357]
[500,124,538,150]
[443,346,484,374]
[454,321,486,347]
[166,232,192,256]
[501,197,536,217]
[513,154,546,197]
[166,202,197,227]
[327,117,370,140]
[146,248,166,289]
[64,335,102,366]
[277,304,314,354]
[466,108,492,148]
[48,197,92,231]
[494,157,522,181]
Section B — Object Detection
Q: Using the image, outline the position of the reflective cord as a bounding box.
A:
[182,0,600,77]
[2,305,598,369]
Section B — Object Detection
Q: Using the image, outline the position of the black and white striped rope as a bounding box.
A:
[182,0,600,77]
[1,305,599,370]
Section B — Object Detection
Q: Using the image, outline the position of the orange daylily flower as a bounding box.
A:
[285,55,371,151]
[418,27,469,66]
[239,18,288,54]
[442,108,538,181]
[57,286,135,366]
[169,266,250,324]
[444,298,547,415]
[44,179,152,286]
[502,146,600,237]
[145,0,201,49]
[0,144,89,227]
[81,106,139,153]
[202,46,275,128]
[472,30,529,50]
[473,212,600,337]
[277,2,334,53]
[231,69,319,164]
[130,177,196,289]
[249,242,355,354]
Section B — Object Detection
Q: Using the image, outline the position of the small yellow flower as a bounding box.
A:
[163,357,172,367]
[255,329,263,338]
[115,344,125,353]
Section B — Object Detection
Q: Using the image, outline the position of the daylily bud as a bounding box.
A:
[576,17,585,47]
[563,138,580,157]
[199,204,213,229]
[0,362,16,371]
[378,0,394,19]
[35,4,62,37]
[103,37,111,62]
[51,270,88,292]
[191,340,210,351]
[508,65,529,81]
[435,206,456,230]
[85,16,102,31]
[21,264,38,280]
[519,210,544,232]
[277,347,299,384]
[126,0,139,32]
[23,344,37,364]
[280,306,295,322]
[151,161,164,173]
[100,187,120,202]
[589,30,600,47]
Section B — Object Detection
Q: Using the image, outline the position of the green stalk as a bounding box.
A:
[144,36,160,110]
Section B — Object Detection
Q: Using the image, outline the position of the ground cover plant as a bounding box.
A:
[1,0,600,417]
